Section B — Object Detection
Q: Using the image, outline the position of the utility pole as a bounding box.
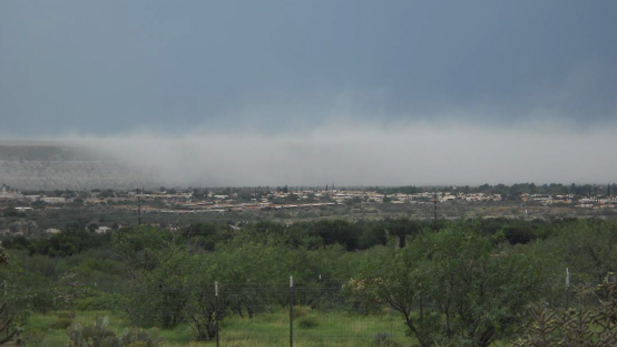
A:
[137,186,143,226]
[565,267,570,309]
[137,197,142,226]
[432,191,438,230]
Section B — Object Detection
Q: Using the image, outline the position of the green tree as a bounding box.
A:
[125,246,192,328]
[180,223,226,251]
[547,219,617,284]
[356,225,549,347]
[112,226,174,274]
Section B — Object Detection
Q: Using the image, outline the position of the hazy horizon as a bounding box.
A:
[1,118,616,188]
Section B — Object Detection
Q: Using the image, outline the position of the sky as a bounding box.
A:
[1,0,616,185]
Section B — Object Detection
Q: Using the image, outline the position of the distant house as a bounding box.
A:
[0,184,25,200]
[95,226,112,234]
[40,197,67,204]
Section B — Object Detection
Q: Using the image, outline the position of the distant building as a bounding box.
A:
[0,184,25,200]
[95,226,112,234]
[40,197,67,204]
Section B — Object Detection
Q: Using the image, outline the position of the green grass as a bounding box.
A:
[21,307,410,347]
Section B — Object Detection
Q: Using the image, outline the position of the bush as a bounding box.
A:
[20,327,44,346]
[67,316,163,347]
[297,316,319,329]
[74,290,125,311]
[372,332,400,347]
[292,306,311,319]
[55,310,74,329]
[26,286,57,314]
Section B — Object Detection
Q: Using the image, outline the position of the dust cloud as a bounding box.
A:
[59,121,617,187]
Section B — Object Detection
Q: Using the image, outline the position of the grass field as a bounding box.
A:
[20,307,411,347]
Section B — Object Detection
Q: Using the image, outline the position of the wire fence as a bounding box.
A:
[2,278,409,347]
[2,270,604,347]
[212,278,403,346]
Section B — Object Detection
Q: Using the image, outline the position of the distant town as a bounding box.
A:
[2,182,616,217]
[2,182,617,238]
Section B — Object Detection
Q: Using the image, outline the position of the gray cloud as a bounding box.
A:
[1,1,616,186]
[1,0,616,137]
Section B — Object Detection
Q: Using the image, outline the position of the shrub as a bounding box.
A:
[74,291,125,311]
[372,332,400,347]
[66,316,163,347]
[297,316,319,329]
[292,306,311,319]
[55,310,74,329]
[20,283,57,314]
[19,328,43,346]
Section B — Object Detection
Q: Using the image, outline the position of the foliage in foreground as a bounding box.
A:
[515,274,617,347]
[0,302,19,346]
[0,246,21,346]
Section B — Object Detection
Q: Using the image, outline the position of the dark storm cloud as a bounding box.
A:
[1,0,616,136]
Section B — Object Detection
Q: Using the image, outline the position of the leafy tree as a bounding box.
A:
[112,226,174,275]
[357,221,388,249]
[180,223,226,251]
[311,220,359,250]
[356,225,549,347]
[124,246,192,328]
[384,218,422,248]
[547,219,617,284]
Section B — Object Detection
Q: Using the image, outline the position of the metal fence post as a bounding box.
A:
[215,281,220,347]
[565,267,570,309]
[289,275,294,347]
